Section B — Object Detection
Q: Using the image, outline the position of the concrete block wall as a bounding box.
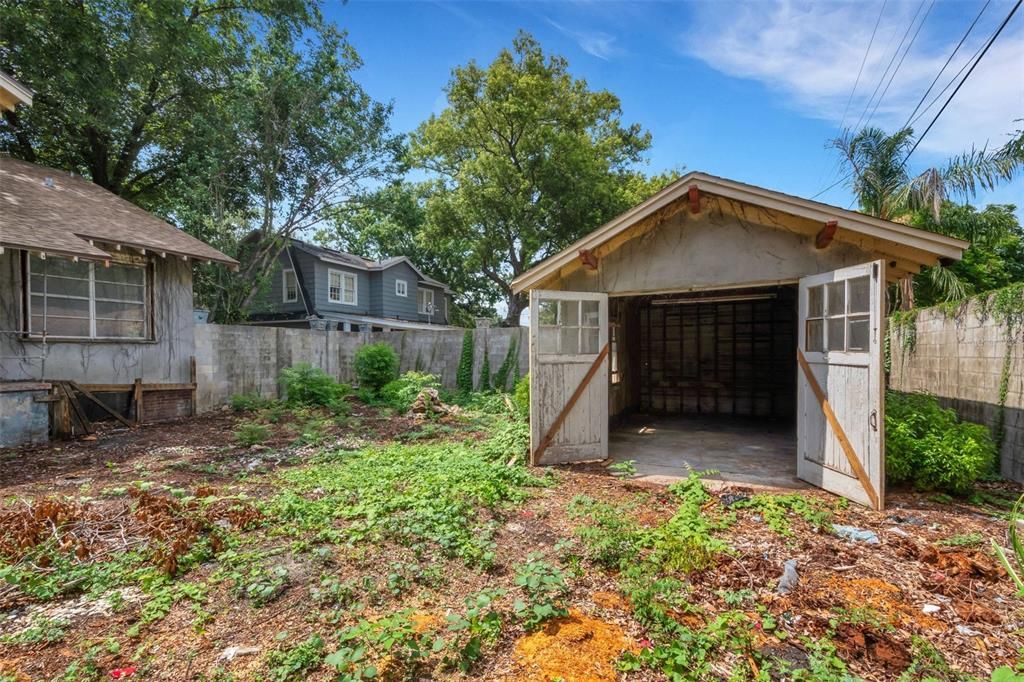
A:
[194,325,528,412]
[889,297,1024,482]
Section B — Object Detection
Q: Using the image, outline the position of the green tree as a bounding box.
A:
[0,0,317,203]
[408,32,670,325]
[1,2,401,322]
[181,22,402,320]
[830,125,1023,306]
[911,203,1024,307]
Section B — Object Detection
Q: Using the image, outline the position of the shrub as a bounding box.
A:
[885,391,997,495]
[230,393,269,412]
[380,371,442,412]
[353,343,399,394]
[235,421,271,447]
[279,363,351,407]
[512,374,530,417]
[456,330,474,394]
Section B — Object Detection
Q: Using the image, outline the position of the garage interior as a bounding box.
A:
[608,285,804,487]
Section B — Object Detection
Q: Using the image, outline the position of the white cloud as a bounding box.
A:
[547,18,621,60]
[678,0,1024,159]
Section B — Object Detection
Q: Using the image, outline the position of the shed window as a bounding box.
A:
[419,288,434,314]
[282,269,298,302]
[329,270,357,305]
[395,279,408,297]
[28,254,148,339]
[537,298,600,356]
[805,276,870,353]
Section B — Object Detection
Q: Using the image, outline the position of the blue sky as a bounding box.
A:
[325,0,1023,214]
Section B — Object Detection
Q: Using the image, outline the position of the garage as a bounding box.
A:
[512,172,967,509]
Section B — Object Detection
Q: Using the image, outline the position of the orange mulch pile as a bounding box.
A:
[591,590,632,612]
[511,609,637,682]
[803,575,944,630]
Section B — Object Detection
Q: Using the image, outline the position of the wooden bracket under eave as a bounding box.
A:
[578,248,599,270]
[688,185,700,214]
[815,220,839,249]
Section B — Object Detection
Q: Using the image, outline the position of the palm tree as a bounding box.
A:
[831,125,1024,306]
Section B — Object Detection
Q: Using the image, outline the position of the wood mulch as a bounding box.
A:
[0,414,1020,680]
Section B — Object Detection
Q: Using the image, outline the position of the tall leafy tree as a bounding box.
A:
[1,1,402,322]
[830,125,1024,306]
[0,0,317,204]
[911,203,1024,307]
[407,32,664,325]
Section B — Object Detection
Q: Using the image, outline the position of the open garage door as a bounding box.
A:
[529,290,609,465]
[797,261,886,509]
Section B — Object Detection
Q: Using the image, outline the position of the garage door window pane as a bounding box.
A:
[581,300,600,327]
[808,285,824,317]
[847,315,870,351]
[560,300,580,326]
[580,327,599,354]
[847,276,870,314]
[827,317,846,351]
[537,300,558,325]
[826,282,845,316]
[806,319,824,351]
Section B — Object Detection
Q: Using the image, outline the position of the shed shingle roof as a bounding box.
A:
[0,157,237,265]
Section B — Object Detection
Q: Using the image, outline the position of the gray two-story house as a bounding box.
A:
[250,239,456,331]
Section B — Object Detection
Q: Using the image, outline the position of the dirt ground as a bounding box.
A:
[0,409,1021,681]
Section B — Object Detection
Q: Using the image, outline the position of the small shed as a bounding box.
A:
[0,157,237,445]
[512,172,967,509]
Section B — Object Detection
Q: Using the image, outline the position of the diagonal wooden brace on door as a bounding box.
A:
[797,349,880,509]
[531,343,609,466]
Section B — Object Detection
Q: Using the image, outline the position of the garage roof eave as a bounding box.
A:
[510,172,969,294]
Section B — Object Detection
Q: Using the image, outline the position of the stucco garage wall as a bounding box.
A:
[556,210,875,295]
[194,324,527,412]
[889,296,1024,482]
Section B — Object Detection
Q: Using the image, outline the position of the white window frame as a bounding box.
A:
[328,269,358,306]
[26,254,150,340]
[282,268,298,303]
[419,288,435,314]
[395,279,408,297]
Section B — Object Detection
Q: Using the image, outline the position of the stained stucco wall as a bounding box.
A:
[556,210,874,295]
[0,249,195,384]
[889,297,1024,482]
[194,324,528,411]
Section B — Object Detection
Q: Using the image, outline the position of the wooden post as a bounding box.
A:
[49,385,70,439]
[133,378,143,424]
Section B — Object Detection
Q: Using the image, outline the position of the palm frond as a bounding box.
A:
[920,263,969,303]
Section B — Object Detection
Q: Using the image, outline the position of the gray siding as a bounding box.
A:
[0,249,195,383]
[375,262,420,321]
[252,250,307,315]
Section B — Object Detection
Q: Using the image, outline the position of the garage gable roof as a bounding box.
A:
[511,171,968,294]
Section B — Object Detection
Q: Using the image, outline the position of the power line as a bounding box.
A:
[902,0,1022,166]
[838,0,889,133]
[862,0,936,130]
[851,0,928,133]
[907,21,991,129]
[901,0,991,130]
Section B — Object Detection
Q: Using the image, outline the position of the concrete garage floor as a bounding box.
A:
[609,415,806,489]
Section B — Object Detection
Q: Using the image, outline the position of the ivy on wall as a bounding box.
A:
[888,282,1024,449]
